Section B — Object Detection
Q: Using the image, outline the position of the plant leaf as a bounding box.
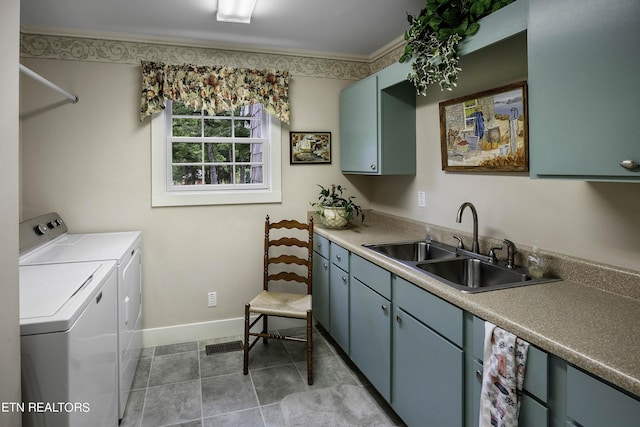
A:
[466,22,480,36]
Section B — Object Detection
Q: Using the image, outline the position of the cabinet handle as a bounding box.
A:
[336,254,341,261]
[341,276,347,283]
[323,262,328,269]
[476,370,483,381]
[381,304,388,312]
[370,164,376,170]
[396,315,402,324]
[620,159,639,170]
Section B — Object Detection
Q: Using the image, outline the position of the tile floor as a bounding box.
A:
[120,326,405,427]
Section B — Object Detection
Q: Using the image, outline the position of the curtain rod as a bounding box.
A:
[19,64,79,104]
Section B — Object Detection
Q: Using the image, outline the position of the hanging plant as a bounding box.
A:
[400,0,515,95]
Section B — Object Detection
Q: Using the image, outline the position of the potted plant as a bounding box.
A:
[311,184,365,229]
[400,0,515,95]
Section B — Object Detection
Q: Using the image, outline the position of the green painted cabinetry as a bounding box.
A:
[566,365,640,427]
[349,255,392,401]
[312,234,330,329]
[392,277,464,427]
[528,0,640,180]
[312,251,330,329]
[339,61,416,175]
[329,243,350,351]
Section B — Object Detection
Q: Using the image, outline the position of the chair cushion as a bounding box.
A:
[248,290,311,319]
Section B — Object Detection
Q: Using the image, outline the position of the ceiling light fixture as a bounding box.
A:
[216,0,258,24]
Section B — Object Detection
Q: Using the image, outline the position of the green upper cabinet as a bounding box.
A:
[528,0,640,180]
[339,61,416,175]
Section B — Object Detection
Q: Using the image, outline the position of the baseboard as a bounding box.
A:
[141,316,306,348]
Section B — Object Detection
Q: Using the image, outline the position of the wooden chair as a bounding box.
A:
[243,215,314,385]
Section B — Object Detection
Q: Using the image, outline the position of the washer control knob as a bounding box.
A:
[34,224,48,235]
[48,220,59,228]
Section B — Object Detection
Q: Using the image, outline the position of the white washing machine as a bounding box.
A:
[20,260,118,427]
[19,212,142,421]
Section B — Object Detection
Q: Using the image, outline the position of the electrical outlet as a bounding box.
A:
[418,191,426,208]
[207,292,217,307]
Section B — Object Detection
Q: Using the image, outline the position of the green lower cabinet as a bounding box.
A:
[349,278,391,401]
[329,262,349,352]
[312,251,330,329]
[392,307,463,427]
[566,365,640,427]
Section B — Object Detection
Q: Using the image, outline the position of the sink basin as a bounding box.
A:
[415,257,559,293]
[363,240,457,262]
[363,239,560,293]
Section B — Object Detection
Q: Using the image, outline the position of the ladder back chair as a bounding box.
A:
[243,215,314,385]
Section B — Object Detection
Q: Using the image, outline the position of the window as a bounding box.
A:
[151,101,282,207]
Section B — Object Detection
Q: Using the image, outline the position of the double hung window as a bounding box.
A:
[151,101,281,206]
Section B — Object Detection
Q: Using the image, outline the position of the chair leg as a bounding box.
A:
[262,314,269,344]
[243,303,250,375]
[306,309,313,385]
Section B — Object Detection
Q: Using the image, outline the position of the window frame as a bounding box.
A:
[151,102,282,207]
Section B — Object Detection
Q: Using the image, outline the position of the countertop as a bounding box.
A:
[312,214,640,398]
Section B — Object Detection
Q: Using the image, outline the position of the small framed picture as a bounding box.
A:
[289,131,331,164]
[439,81,529,172]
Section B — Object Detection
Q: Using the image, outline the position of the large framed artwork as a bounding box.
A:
[439,81,528,172]
[290,131,331,164]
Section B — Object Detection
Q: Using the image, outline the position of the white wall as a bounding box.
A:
[1,0,22,424]
[370,34,640,272]
[19,59,363,337]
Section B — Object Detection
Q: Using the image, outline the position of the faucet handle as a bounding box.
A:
[488,246,503,263]
[452,235,464,249]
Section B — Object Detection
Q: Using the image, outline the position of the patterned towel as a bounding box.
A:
[479,322,529,427]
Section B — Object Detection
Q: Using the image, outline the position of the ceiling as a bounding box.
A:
[20,0,426,59]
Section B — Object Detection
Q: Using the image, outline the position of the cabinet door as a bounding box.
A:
[312,252,330,330]
[349,278,391,401]
[393,307,463,427]
[528,0,640,179]
[329,263,349,352]
[566,365,640,427]
[340,75,378,174]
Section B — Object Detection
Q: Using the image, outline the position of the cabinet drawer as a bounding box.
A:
[394,276,462,346]
[313,233,329,258]
[567,365,640,427]
[330,243,349,272]
[472,317,548,403]
[350,254,391,299]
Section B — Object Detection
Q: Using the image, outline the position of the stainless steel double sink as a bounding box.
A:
[363,240,560,293]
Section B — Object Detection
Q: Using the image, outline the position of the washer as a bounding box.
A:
[19,212,142,421]
[20,260,118,427]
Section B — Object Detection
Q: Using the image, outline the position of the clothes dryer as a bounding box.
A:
[20,212,142,420]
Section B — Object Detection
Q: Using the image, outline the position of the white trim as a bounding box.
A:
[151,110,282,207]
[141,316,304,347]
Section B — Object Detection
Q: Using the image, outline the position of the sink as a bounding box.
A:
[363,239,560,293]
[363,240,457,262]
[415,257,560,293]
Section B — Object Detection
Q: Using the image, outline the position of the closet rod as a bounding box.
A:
[19,64,79,104]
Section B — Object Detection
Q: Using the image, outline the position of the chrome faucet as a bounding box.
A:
[456,202,479,253]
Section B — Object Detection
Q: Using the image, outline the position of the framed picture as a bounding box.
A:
[439,81,528,172]
[290,131,331,164]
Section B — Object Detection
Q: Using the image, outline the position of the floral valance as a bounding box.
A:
[140,61,290,123]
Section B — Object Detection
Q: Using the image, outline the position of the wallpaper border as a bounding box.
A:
[20,33,404,81]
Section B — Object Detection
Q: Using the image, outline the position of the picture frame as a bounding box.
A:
[439,81,529,172]
[289,131,331,164]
